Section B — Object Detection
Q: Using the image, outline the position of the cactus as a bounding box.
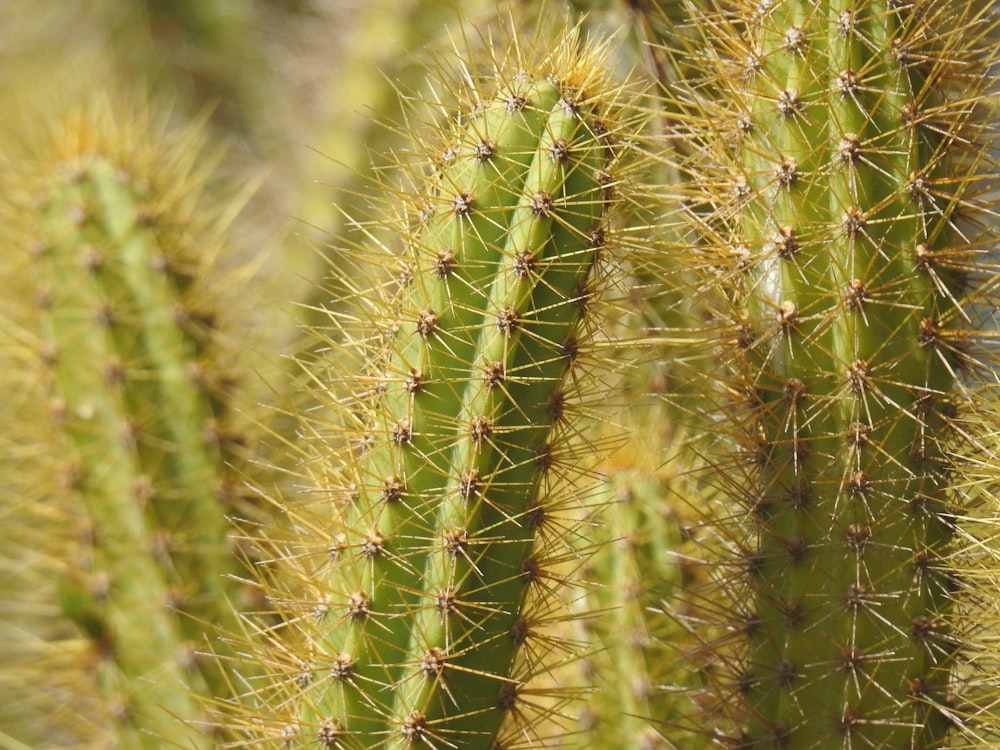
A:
[661,0,1000,746]
[563,314,718,750]
[0,91,272,748]
[229,22,651,748]
[2,2,1000,750]
[574,466,701,750]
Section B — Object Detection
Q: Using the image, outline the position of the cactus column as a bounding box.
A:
[250,27,645,750]
[671,0,1000,747]
[3,97,264,749]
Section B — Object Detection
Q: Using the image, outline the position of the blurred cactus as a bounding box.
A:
[1,1,999,749]
[0,86,281,748]
[224,22,656,748]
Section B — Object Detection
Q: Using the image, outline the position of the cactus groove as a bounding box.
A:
[667,0,1000,746]
[251,26,646,749]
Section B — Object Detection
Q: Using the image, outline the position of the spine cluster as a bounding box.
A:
[668,0,1000,746]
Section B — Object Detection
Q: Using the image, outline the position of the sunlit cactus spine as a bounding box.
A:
[1,93,270,749]
[662,0,1000,746]
[232,21,652,749]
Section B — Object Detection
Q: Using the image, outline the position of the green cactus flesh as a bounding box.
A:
[271,32,640,749]
[30,142,252,747]
[668,0,1000,746]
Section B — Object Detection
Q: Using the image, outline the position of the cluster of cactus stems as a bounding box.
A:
[2,1,1000,749]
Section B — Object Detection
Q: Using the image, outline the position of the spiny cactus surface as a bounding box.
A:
[233,22,650,750]
[666,0,1000,746]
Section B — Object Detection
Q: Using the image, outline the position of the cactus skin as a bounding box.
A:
[238,24,645,749]
[2,94,266,749]
[665,0,1000,746]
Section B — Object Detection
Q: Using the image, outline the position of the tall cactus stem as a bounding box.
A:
[664,0,1000,746]
[238,18,650,749]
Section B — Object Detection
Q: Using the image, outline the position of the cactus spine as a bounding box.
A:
[666,0,1000,746]
[244,25,646,749]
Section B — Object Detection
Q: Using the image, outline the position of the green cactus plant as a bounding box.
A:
[573,466,699,750]
[659,0,1000,746]
[2,2,1000,750]
[0,90,275,749]
[226,22,653,749]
